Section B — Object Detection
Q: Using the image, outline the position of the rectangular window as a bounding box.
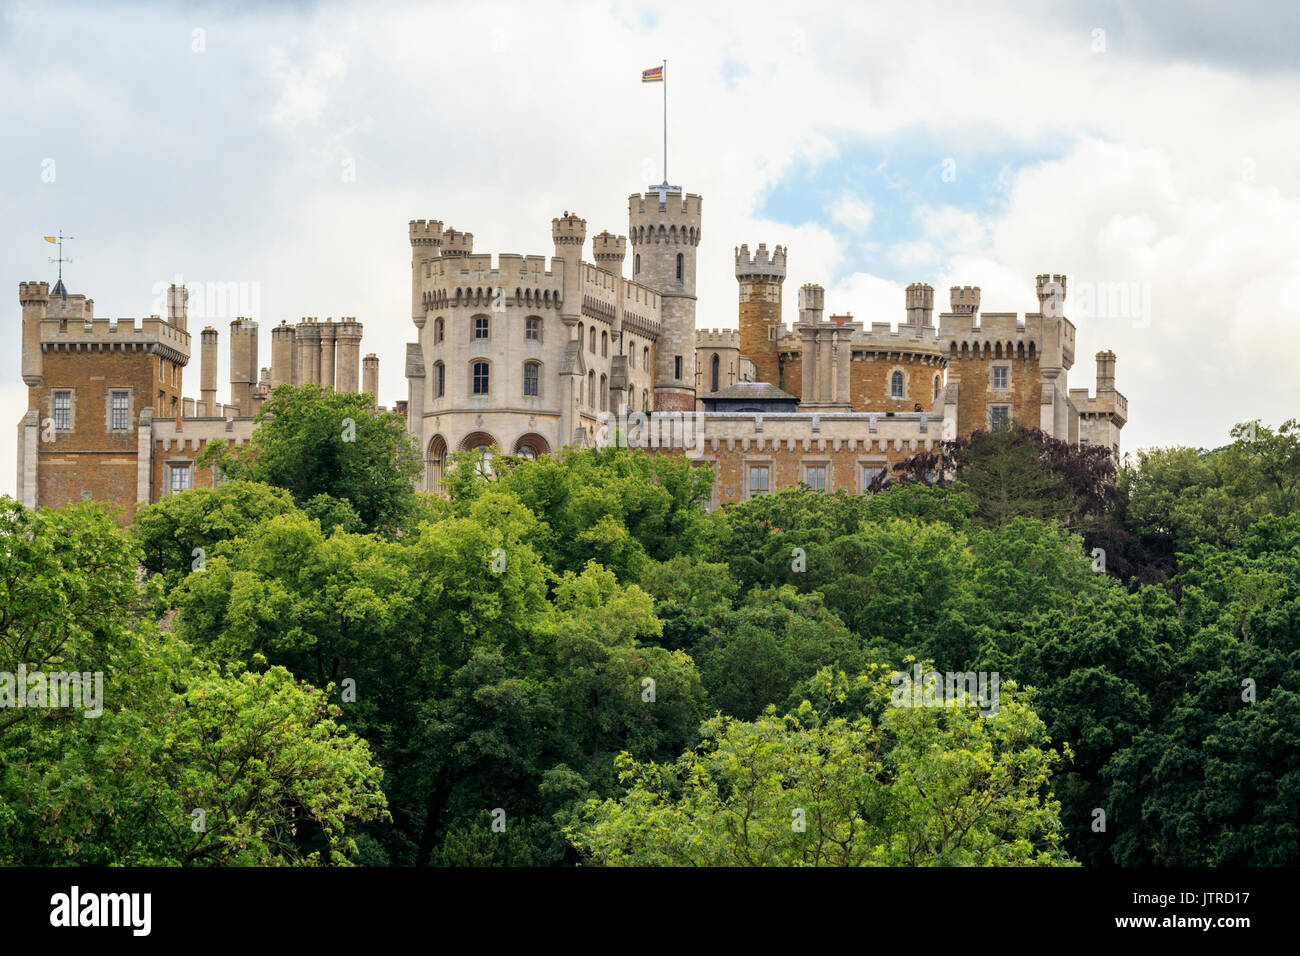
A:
[52,391,72,431]
[748,464,770,497]
[160,358,166,382]
[525,318,540,341]
[473,362,490,395]
[436,363,446,398]
[169,464,192,494]
[523,363,539,397]
[990,406,1011,431]
[804,464,827,491]
[474,316,489,339]
[862,465,885,493]
[674,355,683,380]
[992,366,1008,389]
[110,391,130,430]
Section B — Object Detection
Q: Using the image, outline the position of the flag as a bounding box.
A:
[44,236,57,243]
[641,65,663,83]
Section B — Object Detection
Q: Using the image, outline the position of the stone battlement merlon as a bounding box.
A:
[430,252,562,284]
[696,328,740,347]
[735,242,788,280]
[629,190,703,219]
[409,220,445,245]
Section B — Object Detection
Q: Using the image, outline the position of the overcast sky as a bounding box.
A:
[4,0,1299,496]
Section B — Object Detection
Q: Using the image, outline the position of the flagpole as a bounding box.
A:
[662,59,667,183]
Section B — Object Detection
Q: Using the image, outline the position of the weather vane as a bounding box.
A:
[44,231,74,299]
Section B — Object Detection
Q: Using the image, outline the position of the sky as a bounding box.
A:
[3,0,1299,496]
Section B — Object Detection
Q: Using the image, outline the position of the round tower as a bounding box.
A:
[409,219,444,329]
[19,281,50,388]
[629,187,701,411]
[736,243,787,389]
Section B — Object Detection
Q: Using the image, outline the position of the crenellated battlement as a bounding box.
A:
[592,230,627,263]
[19,281,50,305]
[38,313,191,361]
[629,188,702,248]
[552,213,587,247]
[1036,273,1067,317]
[696,328,740,348]
[735,242,787,280]
[409,219,445,246]
[950,285,981,314]
[440,227,473,257]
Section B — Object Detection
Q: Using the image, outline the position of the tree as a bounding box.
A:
[568,670,1074,867]
[132,480,297,590]
[196,384,421,535]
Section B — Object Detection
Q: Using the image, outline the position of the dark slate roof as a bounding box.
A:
[706,381,798,402]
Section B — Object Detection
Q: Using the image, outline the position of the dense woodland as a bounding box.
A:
[2,384,1297,866]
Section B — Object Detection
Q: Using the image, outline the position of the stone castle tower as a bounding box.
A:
[735,242,787,391]
[630,187,701,411]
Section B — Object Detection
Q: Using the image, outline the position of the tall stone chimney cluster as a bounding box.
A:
[191,315,375,417]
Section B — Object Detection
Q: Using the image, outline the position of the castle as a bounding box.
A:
[14,279,379,519]
[15,180,1127,516]
[404,183,1127,506]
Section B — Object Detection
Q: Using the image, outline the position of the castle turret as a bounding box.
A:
[736,243,787,390]
[552,212,586,442]
[1036,273,1067,318]
[441,227,473,258]
[19,281,50,387]
[270,321,295,390]
[362,353,379,410]
[949,285,980,315]
[629,187,701,411]
[409,219,444,329]
[335,317,363,393]
[200,327,218,415]
[905,282,934,327]
[592,231,627,273]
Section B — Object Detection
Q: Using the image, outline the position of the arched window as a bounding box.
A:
[934,375,941,400]
[628,339,636,368]
[435,317,444,343]
[587,370,595,407]
[599,374,608,411]
[676,253,683,280]
[890,370,904,398]
[434,361,445,398]
[459,431,497,478]
[426,435,448,494]
[643,346,649,369]
[523,361,540,397]
[472,361,490,395]
[601,331,608,357]
[589,327,596,353]
[642,388,649,412]
[513,434,550,459]
[711,353,720,392]
[634,253,641,275]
